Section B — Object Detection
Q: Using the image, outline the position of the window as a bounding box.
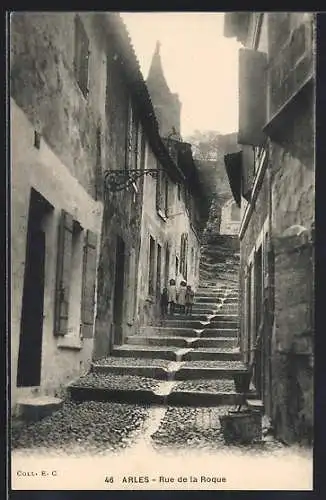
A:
[54,210,97,339]
[156,244,162,296]
[74,16,90,98]
[156,161,169,218]
[148,236,155,296]
[175,256,179,277]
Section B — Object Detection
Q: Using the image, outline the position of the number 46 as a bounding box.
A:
[105,476,114,483]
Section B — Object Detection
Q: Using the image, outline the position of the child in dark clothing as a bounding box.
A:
[160,287,169,319]
[185,285,195,315]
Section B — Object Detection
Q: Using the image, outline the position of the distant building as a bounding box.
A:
[219,198,241,235]
[224,12,315,444]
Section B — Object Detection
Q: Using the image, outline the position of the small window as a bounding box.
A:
[74,16,90,98]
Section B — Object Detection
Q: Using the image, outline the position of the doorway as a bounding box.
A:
[254,245,263,397]
[113,236,125,345]
[16,189,53,387]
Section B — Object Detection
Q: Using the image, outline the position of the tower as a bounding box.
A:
[146,41,182,138]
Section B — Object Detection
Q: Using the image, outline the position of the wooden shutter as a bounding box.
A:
[81,230,98,339]
[241,146,255,202]
[238,48,267,146]
[224,152,242,207]
[54,210,74,336]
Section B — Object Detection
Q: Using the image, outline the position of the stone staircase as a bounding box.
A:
[67,284,256,409]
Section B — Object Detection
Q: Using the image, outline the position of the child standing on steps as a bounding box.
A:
[168,279,177,316]
[185,285,195,315]
[160,287,169,320]
[178,280,187,314]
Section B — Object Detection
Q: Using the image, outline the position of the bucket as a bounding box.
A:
[219,410,262,444]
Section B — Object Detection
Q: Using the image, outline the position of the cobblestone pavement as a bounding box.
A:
[12,402,313,490]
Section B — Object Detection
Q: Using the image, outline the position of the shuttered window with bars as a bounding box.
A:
[54,210,74,336]
[80,229,98,339]
[54,210,98,340]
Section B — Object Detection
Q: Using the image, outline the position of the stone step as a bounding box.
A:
[175,363,248,380]
[126,335,198,348]
[210,314,238,321]
[196,337,238,348]
[16,396,63,422]
[111,345,181,361]
[126,335,238,349]
[69,385,244,407]
[204,321,239,330]
[200,328,238,338]
[112,345,240,363]
[183,348,242,362]
[191,303,221,310]
[157,319,239,329]
[67,374,250,406]
[91,359,171,379]
[196,296,223,304]
[139,326,203,337]
[161,313,216,322]
[91,358,247,380]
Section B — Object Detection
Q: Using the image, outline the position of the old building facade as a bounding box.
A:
[224,12,315,444]
[136,43,205,326]
[10,12,107,410]
[10,13,204,410]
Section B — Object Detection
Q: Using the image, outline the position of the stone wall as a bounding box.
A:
[10,13,107,408]
[11,100,103,410]
[10,13,106,199]
[92,43,145,359]
[136,145,201,327]
[271,229,314,444]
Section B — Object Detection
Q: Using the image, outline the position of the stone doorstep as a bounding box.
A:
[68,385,244,407]
[17,396,63,422]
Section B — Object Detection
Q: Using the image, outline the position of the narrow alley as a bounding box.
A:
[10,11,314,492]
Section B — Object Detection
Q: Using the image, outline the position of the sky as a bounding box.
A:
[121,12,242,138]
